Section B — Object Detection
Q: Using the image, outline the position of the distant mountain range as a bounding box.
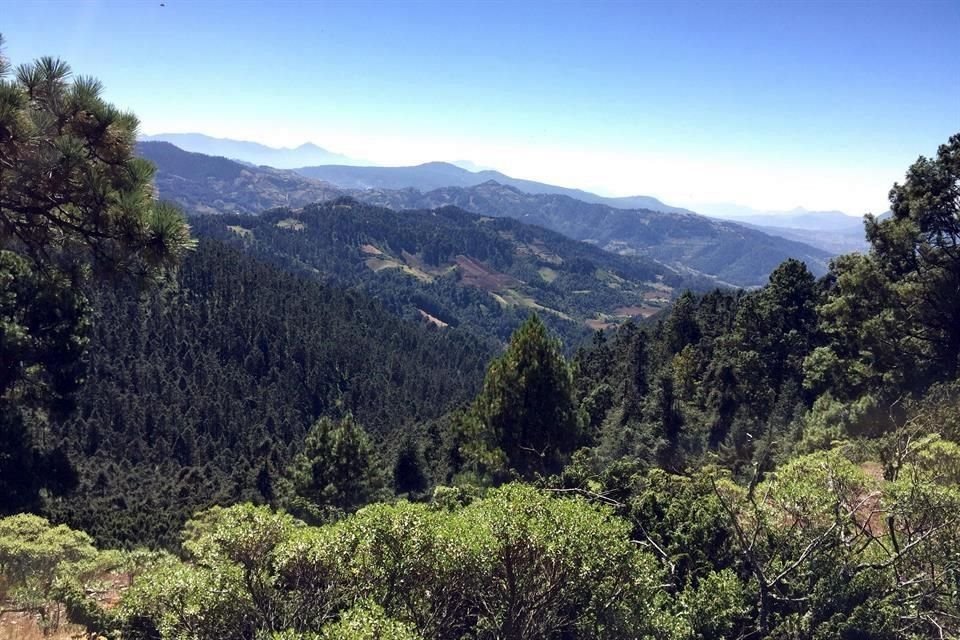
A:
[139,133,365,168]
[292,164,869,256]
[699,204,862,230]
[138,141,832,287]
[732,221,868,255]
[293,161,695,215]
[356,182,832,287]
[142,133,693,214]
[694,205,870,253]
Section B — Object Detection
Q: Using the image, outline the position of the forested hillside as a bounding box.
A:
[39,240,492,548]
[136,141,343,215]
[191,200,689,346]
[359,181,833,286]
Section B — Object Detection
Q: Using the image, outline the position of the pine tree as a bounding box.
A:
[392,436,429,496]
[0,34,193,513]
[468,314,579,478]
[807,132,960,418]
[285,415,387,522]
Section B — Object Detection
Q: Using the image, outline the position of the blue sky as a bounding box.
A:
[3,0,959,213]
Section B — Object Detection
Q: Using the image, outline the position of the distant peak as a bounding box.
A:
[450,159,496,173]
[418,161,462,169]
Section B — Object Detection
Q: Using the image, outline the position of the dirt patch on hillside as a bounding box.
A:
[418,309,449,328]
[276,218,306,231]
[614,305,659,318]
[586,319,617,331]
[227,225,253,239]
[455,255,520,290]
[643,290,670,302]
[511,238,563,265]
[365,256,433,282]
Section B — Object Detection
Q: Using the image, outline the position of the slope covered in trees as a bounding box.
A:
[40,239,492,547]
[189,199,689,346]
[0,37,194,515]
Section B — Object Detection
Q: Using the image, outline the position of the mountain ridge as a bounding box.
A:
[191,198,690,344]
[354,180,833,286]
[138,141,833,287]
[139,132,366,168]
[293,160,696,215]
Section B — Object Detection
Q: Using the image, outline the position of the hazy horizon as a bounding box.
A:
[5,0,959,214]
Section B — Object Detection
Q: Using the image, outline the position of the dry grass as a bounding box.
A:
[0,610,85,640]
[614,305,659,318]
[275,218,306,231]
[418,309,449,328]
[226,225,253,238]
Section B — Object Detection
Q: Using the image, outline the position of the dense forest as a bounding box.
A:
[41,240,492,548]
[191,200,687,346]
[3,35,960,640]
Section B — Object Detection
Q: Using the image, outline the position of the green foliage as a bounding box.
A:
[393,436,430,496]
[627,468,737,584]
[118,487,682,640]
[463,314,580,479]
[0,251,90,412]
[457,483,676,640]
[285,415,389,523]
[0,36,193,513]
[678,569,749,640]
[808,133,960,429]
[0,513,96,591]
[0,513,106,633]
[43,240,490,548]
[0,47,194,277]
[298,601,421,640]
[703,442,960,638]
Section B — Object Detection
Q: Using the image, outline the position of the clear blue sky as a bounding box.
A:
[3,0,959,213]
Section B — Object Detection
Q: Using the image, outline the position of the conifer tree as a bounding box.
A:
[468,314,579,478]
[285,415,387,522]
[807,132,960,416]
[0,34,193,513]
[393,436,429,496]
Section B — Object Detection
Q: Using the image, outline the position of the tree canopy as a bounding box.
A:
[0,34,194,514]
[463,314,579,479]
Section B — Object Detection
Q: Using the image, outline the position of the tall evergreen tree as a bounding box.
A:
[0,34,193,514]
[734,258,818,418]
[392,436,429,496]
[806,132,960,421]
[467,314,579,478]
[285,415,388,522]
